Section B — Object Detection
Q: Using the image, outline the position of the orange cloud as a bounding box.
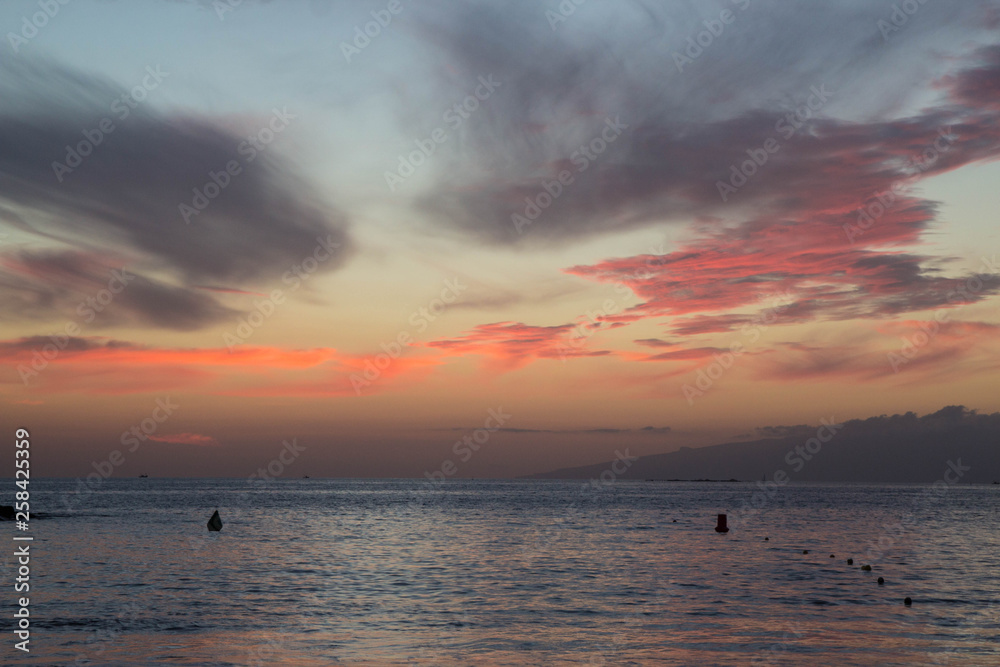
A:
[426,321,611,370]
[0,337,439,397]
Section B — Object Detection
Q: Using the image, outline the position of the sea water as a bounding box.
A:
[11,479,1000,665]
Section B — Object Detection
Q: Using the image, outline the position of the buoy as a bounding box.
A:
[672,519,677,523]
[207,510,223,532]
[877,577,884,585]
[803,550,809,554]
[715,514,729,533]
[830,554,835,558]
[861,564,872,571]
[904,597,912,605]
[847,558,854,565]
[764,537,769,541]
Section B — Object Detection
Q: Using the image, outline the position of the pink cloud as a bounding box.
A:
[426,321,611,370]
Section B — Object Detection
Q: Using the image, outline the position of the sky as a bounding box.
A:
[1,0,999,479]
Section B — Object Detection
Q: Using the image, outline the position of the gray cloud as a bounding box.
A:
[0,250,237,331]
[441,425,670,434]
[0,336,135,356]
[0,58,352,327]
[397,0,997,246]
[0,59,350,283]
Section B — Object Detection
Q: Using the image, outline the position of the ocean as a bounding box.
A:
[10,479,1000,665]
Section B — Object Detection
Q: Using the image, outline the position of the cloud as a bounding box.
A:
[0,337,439,396]
[403,6,1000,385]
[634,338,680,348]
[0,249,236,330]
[570,236,1000,327]
[0,58,352,327]
[944,44,1000,112]
[744,319,1000,382]
[622,346,734,363]
[402,0,997,246]
[827,405,999,433]
[667,315,757,336]
[443,425,670,434]
[426,321,610,370]
[0,336,135,356]
[147,432,220,447]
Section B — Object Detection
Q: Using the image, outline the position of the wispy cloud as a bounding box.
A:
[0,58,352,329]
[147,432,220,447]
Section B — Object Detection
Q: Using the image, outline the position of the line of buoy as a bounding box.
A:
[715,517,913,605]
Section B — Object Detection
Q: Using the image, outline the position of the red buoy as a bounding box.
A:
[715,513,729,533]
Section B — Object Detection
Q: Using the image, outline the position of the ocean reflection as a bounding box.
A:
[17,480,1000,665]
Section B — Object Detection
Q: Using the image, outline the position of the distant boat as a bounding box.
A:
[302,475,310,479]
[139,474,148,478]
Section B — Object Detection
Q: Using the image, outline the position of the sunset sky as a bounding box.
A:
[2,0,999,479]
